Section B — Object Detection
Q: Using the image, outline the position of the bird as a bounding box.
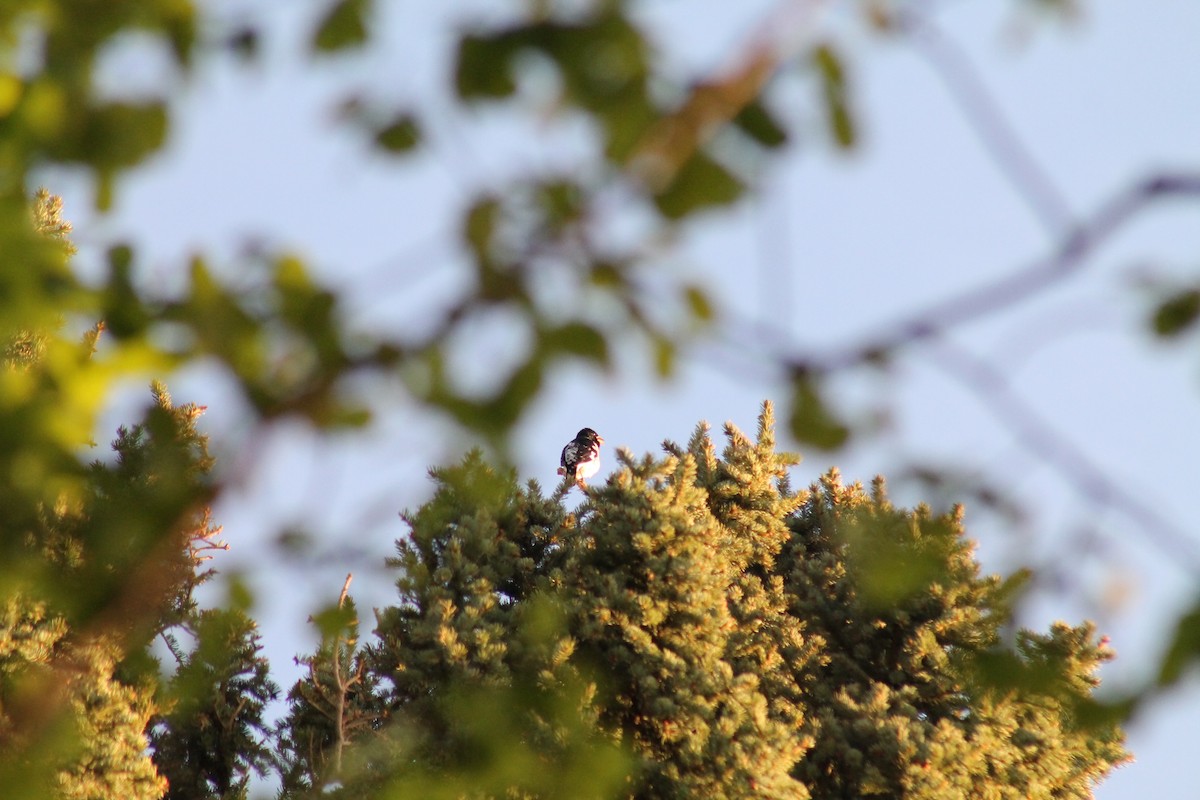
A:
[558,427,604,489]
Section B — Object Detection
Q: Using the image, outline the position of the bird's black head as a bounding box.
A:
[576,427,603,444]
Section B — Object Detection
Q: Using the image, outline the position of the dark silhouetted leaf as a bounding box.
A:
[312,0,368,53]
[653,335,675,378]
[1158,600,1200,686]
[373,113,421,154]
[311,602,357,641]
[1152,289,1200,337]
[548,322,608,365]
[812,42,857,150]
[732,99,788,148]
[82,102,169,169]
[463,195,500,262]
[684,285,715,322]
[654,151,744,220]
[456,34,518,99]
[788,373,849,449]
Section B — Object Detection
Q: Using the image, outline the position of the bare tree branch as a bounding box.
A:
[899,10,1075,235]
[921,338,1200,574]
[790,171,1200,374]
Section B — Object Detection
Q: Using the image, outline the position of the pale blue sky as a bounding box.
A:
[59,1,1200,796]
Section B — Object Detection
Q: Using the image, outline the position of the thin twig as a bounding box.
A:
[331,572,354,776]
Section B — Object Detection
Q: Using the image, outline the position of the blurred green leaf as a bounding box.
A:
[0,73,19,117]
[1157,599,1200,686]
[731,99,788,148]
[813,43,857,149]
[788,372,850,450]
[653,335,675,378]
[813,43,845,85]
[547,322,608,365]
[373,113,422,154]
[312,602,358,641]
[226,574,255,613]
[102,243,149,338]
[455,34,518,99]
[313,0,369,53]
[81,102,169,169]
[536,179,583,232]
[684,284,715,322]
[840,511,957,609]
[1151,288,1200,337]
[654,151,744,220]
[464,195,500,261]
[972,648,1063,696]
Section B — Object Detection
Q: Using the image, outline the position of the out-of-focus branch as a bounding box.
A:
[899,10,1075,235]
[629,0,828,190]
[788,172,1200,374]
[723,170,1200,570]
[922,338,1200,573]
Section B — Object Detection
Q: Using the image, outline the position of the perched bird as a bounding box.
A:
[558,427,604,489]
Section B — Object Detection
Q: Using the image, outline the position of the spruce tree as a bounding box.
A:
[149,606,278,800]
[280,402,1127,799]
[280,454,628,799]
[1,192,276,800]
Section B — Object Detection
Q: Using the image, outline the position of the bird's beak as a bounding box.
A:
[597,436,605,445]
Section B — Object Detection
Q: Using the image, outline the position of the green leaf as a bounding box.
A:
[548,322,608,365]
[683,284,715,322]
[1151,289,1200,337]
[312,0,369,53]
[653,335,675,378]
[312,602,357,641]
[841,511,957,608]
[653,151,744,220]
[226,574,255,613]
[463,195,500,262]
[82,102,169,169]
[103,243,149,338]
[373,113,422,154]
[456,34,518,99]
[813,43,845,86]
[788,373,849,450]
[731,99,788,148]
[828,99,856,149]
[1158,600,1200,686]
[812,43,857,150]
[536,179,583,231]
